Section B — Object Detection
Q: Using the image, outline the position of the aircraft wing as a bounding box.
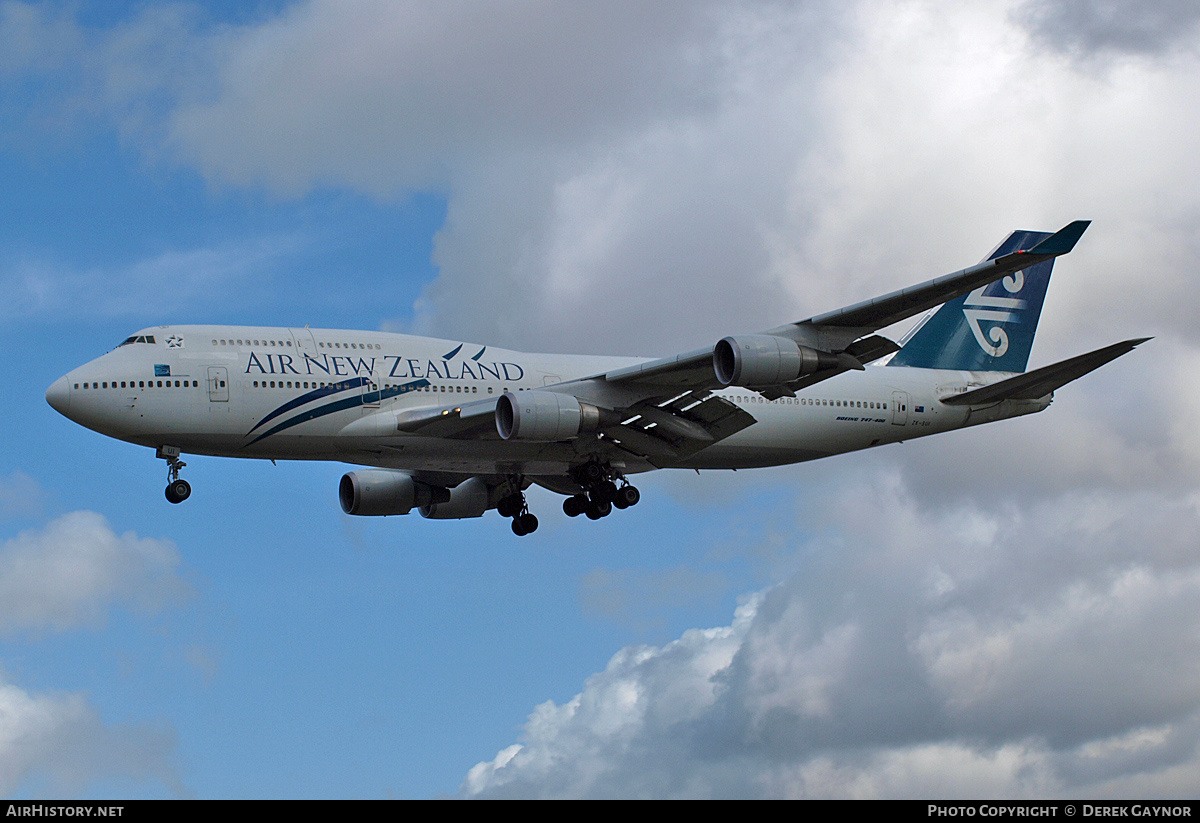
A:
[598,221,1090,393]
[784,220,1090,336]
[941,338,1149,406]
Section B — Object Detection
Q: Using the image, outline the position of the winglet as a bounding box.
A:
[1027,220,1090,257]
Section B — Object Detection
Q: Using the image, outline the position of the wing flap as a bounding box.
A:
[606,390,757,461]
[941,338,1149,406]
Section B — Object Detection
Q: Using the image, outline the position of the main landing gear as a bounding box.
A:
[158,445,191,504]
[497,490,539,536]
[562,461,640,521]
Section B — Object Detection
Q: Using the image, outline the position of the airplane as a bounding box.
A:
[46,221,1146,535]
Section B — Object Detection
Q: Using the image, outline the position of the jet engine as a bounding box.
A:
[713,335,839,387]
[495,391,614,441]
[339,470,450,516]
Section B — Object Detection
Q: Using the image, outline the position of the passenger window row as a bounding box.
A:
[215,338,291,347]
[250,381,483,394]
[212,339,385,350]
[732,394,887,410]
[804,398,887,410]
[76,380,198,389]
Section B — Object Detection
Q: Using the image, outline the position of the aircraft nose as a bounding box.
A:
[46,375,71,416]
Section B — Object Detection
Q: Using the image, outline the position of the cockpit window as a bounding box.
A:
[117,335,157,347]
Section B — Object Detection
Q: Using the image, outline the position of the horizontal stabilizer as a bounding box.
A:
[941,338,1149,406]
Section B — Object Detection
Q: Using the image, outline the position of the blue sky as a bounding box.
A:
[4,0,1200,799]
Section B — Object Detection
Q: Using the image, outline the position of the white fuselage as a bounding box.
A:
[46,325,1049,479]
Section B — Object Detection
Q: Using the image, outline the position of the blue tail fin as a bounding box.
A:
[887,229,1055,372]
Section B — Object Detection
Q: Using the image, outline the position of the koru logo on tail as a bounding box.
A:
[962,271,1027,357]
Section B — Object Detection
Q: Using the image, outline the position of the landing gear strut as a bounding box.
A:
[498,489,538,536]
[158,445,191,504]
[564,461,639,520]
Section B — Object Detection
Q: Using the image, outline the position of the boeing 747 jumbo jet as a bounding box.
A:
[47,221,1145,535]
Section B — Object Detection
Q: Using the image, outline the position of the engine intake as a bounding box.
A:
[339,470,450,516]
[496,391,612,441]
[713,335,838,387]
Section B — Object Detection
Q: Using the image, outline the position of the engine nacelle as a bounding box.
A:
[338,470,450,516]
[420,477,494,519]
[496,391,609,441]
[713,335,837,387]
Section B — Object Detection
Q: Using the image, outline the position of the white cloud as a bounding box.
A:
[0,511,192,636]
[463,473,1200,798]
[0,674,183,797]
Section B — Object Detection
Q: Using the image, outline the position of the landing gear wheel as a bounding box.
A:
[512,512,539,536]
[585,500,612,520]
[614,485,640,509]
[165,478,191,504]
[591,480,617,505]
[563,495,587,517]
[497,493,524,518]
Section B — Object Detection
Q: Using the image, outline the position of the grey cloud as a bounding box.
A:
[1017,0,1200,57]
[16,2,1200,355]
[166,0,737,195]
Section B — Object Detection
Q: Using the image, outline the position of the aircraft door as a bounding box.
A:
[891,391,908,426]
[208,367,229,402]
[362,361,383,409]
[289,328,318,362]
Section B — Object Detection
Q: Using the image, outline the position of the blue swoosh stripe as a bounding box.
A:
[247,377,369,435]
[243,378,430,447]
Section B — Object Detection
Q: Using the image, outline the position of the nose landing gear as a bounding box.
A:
[158,445,191,504]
